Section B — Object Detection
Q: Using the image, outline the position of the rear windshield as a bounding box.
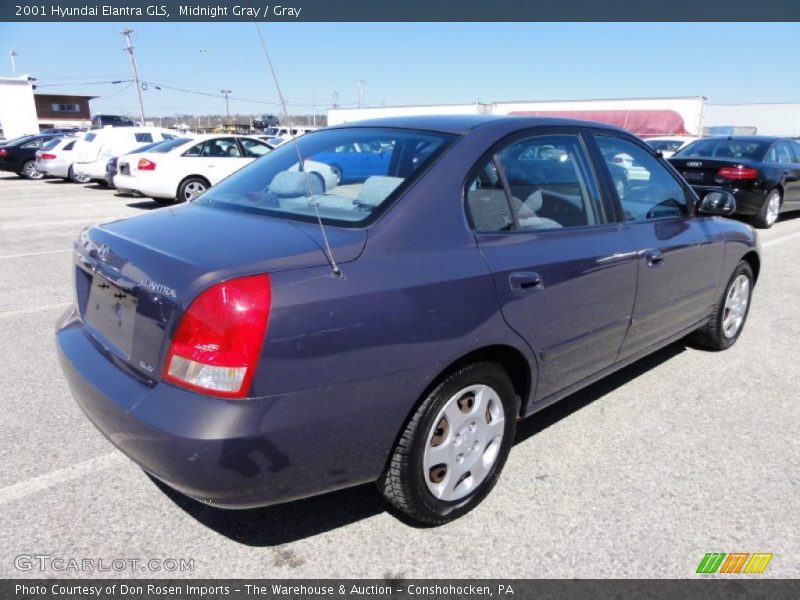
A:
[674,139,768,160]
[137,138,189,154]
[647,140,685,152]
[197,127,456,226]
[41,138,62,151]
[83,133,97,142]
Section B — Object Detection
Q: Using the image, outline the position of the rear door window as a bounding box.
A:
[202,138,241,157]
[183,142,205,157]
[466,134,605,232]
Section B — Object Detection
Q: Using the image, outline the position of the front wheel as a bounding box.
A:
[378,362,519,525]
[689,261,754,350]
[752,188,781,229]
[21,160,44,180]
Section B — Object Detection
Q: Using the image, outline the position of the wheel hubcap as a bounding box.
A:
[184,182,206,201]
[722,274,750,339]
[423,384,505,502]
[766,192,780,225]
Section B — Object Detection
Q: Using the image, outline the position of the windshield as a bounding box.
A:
[674,138,768,160]
[197,127,456,226]
[41,138,63,151]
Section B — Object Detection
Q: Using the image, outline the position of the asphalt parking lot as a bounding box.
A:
[0,171,798,579]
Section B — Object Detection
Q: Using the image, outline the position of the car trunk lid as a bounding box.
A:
[74,203,366,382]
[669,157,759,186]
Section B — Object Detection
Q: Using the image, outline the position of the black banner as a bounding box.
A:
[3,0,800,22]
[4,580,800,600]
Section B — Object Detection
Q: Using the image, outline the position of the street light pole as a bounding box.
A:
[121,29,146,126]
[9,50,18,77]
[220,89,232,128]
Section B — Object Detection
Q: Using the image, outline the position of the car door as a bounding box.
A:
[590,133,725,360]
[772,140,800,205]
[468,130,638,400]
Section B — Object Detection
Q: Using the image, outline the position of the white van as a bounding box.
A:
[261,125,319,146]
[73,127,181,184]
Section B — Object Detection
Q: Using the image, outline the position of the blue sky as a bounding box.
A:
[1,22,799,117]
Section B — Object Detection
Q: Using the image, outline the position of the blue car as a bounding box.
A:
[56,116,759,525]
[310,140,392,184]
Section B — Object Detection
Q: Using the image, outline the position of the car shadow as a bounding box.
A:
[151,341,687,544]
[126,200,164,210]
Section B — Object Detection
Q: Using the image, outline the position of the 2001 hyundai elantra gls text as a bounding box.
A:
[57,116,759,525]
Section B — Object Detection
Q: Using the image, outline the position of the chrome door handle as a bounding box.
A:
[509,272,544,295]
[646,249,664,267]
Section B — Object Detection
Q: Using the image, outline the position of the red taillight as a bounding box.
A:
[718,166,758,180]
[0,149,7,157]
[163,275,271,399]
[138,158,156,171]
[40,153,57,160]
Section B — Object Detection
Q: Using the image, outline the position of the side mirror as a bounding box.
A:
[698,190,736,216]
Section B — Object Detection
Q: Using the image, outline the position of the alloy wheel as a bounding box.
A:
[423,384,506,502]
[24,161,43,180]
[765,191,780,226]
[722,274,750,339]
[184,181,206,201]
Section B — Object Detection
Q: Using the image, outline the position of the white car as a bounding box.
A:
[114,135,274,203]
[644,136,698,158]
[35,137,90,183]
[73,127,180,184]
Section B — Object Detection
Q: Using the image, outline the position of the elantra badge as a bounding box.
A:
[139,278,177,299]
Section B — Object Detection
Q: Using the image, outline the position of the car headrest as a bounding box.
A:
[525,189,543,213]
[356,176,403,207]
[467,189,514,232]
[268,171,323,197]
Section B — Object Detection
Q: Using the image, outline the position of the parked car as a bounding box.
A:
[91,114,136,128]
[310,140,392,184]
[644,135,698,158]
[114,135,272,203]
[0,133,64,179]
[35,137,89,183]
[40,127,82,135]
[72,127,179,185]
[669,136,800,228]
[103,140,172,187]
[57,116,759,525]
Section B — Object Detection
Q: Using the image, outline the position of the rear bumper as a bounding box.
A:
[55,307,408,508]
[113,173,172,199]
[37,159,69,178]
[691,185,766,216]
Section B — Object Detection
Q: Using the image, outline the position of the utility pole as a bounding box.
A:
[9,50,17,77]
[121,29,146,125]
[332,91,340,109]
[220,89,232,128]
[356,80,366,107]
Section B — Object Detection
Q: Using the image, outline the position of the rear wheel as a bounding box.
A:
[177,177,209,203]
[689,261,753,350]
[68,166,90,184]
[21,160,43,180]
[752,188,781,229]
[378,361,519,525]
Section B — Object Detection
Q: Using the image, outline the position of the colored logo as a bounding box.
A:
[697,552,773,574]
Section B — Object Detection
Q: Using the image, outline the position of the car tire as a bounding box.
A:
[689,260,754,351]
[378,361,519,526]
[21,160,43,180]
[329,164,343,185]
[177,177,210,203]
[752,188,781,229]
[68,166,90,184]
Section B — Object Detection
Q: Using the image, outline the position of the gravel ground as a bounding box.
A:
[0,172,797,579]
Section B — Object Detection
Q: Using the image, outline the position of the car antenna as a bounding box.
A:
[253,21,342,278]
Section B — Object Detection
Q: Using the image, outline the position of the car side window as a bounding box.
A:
[183,142,205,157]
[202,138,240,158]
[774,142,794,165]
[466,134,605,232]
[594,135,689,222]
[134,133,153,143]
[792,141,800,163]
[240,139,271,158]
[22,139,43,149]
